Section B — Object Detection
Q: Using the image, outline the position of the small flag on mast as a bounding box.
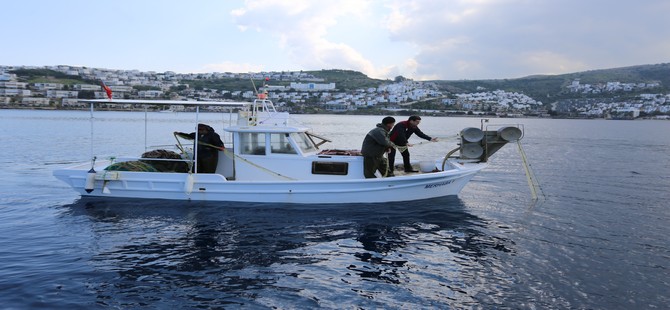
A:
[101,81,113,100]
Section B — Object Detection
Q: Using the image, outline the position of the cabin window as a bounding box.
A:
[240,133,266,155]
[292,132,317,153]
[270,133,297,154]
[312,161,348,175]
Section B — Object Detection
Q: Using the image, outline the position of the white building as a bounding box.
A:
[73,84,101,91]
[109,85,133,92]
[138,90,163,98]
[46,90,79,98]
[0,82,28,88]
[615,107,640,118]
[289,82,335,91]
[33,83,64,90]
[22,97,50,106]
[61,98,87,108]
[0,89,31,96]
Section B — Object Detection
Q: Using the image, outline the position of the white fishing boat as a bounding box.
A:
[53,98,523,204]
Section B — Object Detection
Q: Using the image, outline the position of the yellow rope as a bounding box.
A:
[517,141,544,201]
[221,148,296,180]
[395,134,459,152]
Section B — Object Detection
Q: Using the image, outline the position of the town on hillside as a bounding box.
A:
[1,65,668,119]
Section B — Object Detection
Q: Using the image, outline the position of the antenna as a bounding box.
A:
[480,118,489,130]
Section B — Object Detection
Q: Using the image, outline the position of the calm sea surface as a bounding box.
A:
[0,109,668,309]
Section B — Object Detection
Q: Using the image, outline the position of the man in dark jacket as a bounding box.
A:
[361,116,396,178]
[389,115,438,174]
[175,123,224,173]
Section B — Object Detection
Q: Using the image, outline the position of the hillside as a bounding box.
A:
[305,69,387,90]
[12,68,98,85]
[179,70,387,92]
[183,77,265,92]
[8,63,669,100]
[433,63,670,101]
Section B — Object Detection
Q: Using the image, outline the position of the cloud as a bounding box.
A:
[516,51,588,76]
[231,0,398,79]
[228,0,670,80]
[383,0,670,79]
[4,0,668,80]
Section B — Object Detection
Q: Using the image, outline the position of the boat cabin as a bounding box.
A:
[219,112,365,181]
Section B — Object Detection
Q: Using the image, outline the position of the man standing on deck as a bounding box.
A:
[175,123,224,173]
[361,116,397,178]
[388,115,438,175]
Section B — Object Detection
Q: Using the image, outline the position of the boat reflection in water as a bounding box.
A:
[61,197,515,308]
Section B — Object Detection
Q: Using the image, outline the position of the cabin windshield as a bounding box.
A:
[291,132,317,153]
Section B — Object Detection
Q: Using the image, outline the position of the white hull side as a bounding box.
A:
[53,162,486,204]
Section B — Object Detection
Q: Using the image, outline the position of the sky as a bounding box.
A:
[2,0,668,80]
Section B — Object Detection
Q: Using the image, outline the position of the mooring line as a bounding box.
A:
[517,141,545,202]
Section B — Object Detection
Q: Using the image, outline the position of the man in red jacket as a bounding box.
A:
[388,115,438,175]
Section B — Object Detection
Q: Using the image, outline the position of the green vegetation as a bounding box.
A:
[305,69,387,90]
[570,63,670,85]
[435,76,566,101]
[10,68,98,85]
[10,69,74,79]
[133,85,162,91]
[183,77,282,92]
[78,90,95,99]
[433,63,670,102]
[408,100,447,110]
[27,77,86,85]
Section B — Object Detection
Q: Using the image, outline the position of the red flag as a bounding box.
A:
[101,81,112,100]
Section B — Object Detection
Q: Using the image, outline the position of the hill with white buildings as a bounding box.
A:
[1,64,669,118]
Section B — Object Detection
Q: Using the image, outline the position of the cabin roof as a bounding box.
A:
[225,126,309,133]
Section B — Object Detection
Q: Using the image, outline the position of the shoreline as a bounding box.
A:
[2,106,668,120]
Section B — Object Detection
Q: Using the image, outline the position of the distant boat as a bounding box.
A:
[53,98,523,204]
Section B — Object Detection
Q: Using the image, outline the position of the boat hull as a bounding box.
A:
[53,161,486,204]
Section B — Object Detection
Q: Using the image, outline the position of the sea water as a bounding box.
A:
[0,109,668,309]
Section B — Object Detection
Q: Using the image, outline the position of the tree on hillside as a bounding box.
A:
[394,76,408,83]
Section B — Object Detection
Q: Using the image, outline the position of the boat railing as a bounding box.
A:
[245,98,289,126]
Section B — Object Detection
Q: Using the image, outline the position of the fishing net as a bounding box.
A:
[103,150,190,172]
[317,149,362,156]
[104,161,159,172]
[140,149,190,172]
